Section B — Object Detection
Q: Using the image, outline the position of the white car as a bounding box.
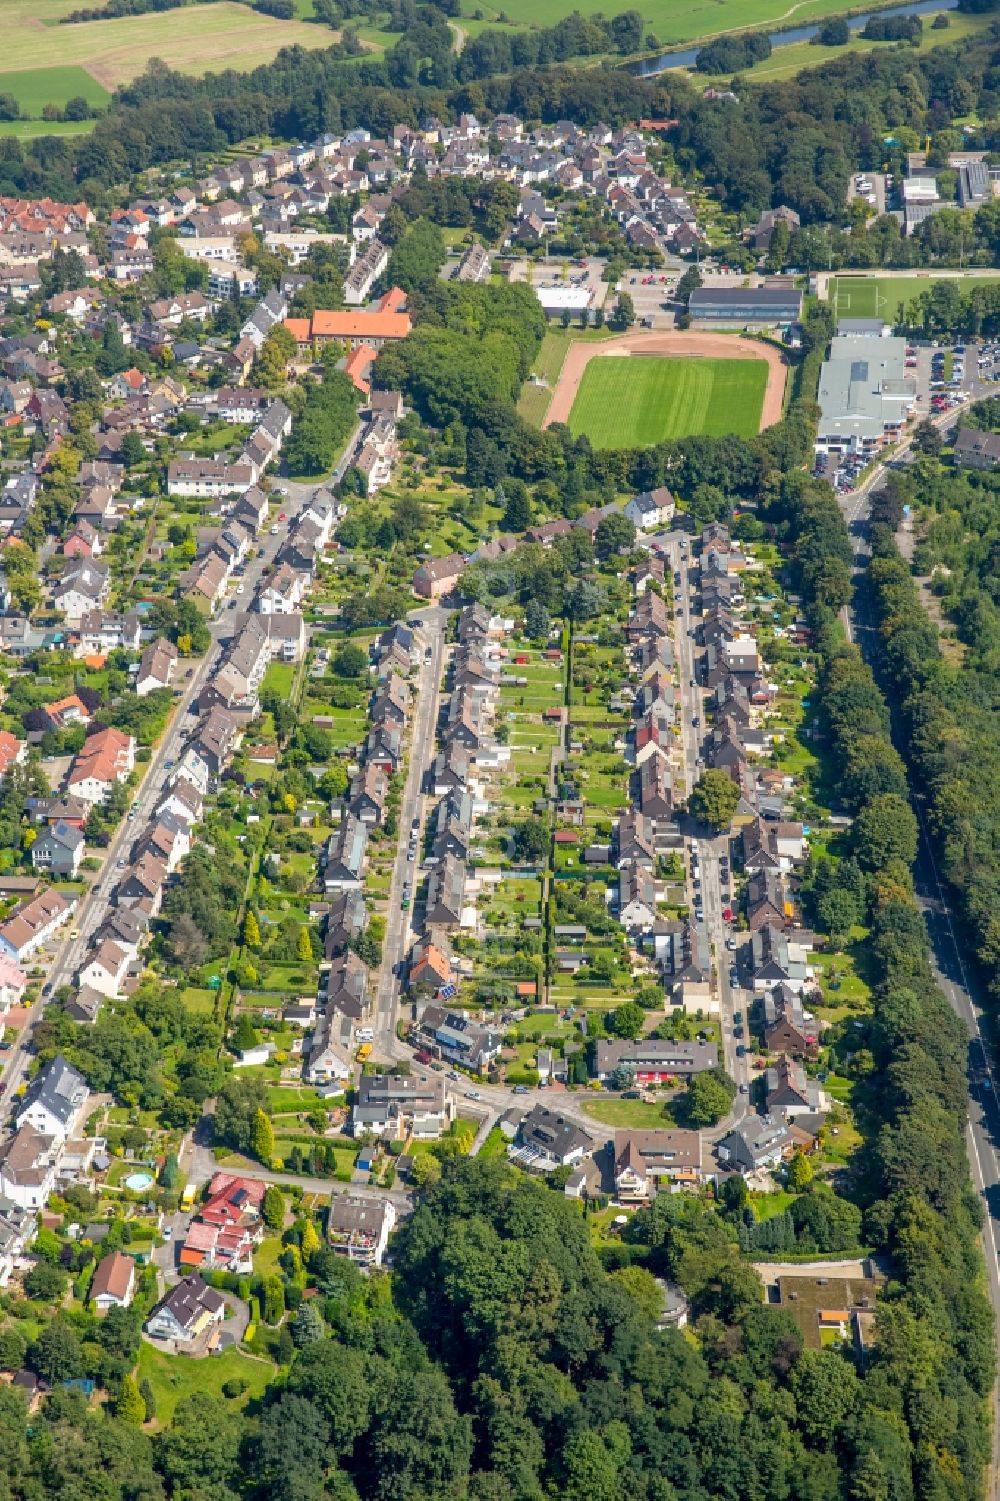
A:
[236,584,245,595]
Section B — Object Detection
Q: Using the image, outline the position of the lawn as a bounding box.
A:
[518,327,615,425]
[0,0,338,100]
[262,661,297,698]
[830,273,1000,324]
[179,986,217,1015]
[567,356,768,448]
[732,9,995,82]
[137,1341,273,1424]
[582,1096,676,1128]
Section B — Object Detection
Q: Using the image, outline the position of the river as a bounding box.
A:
[630,0,960,75]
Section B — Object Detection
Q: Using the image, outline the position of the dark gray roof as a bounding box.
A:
[18,1055,87,1128]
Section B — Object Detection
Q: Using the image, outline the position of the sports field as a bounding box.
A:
[566,355,768,448]
[830,275,1000,324]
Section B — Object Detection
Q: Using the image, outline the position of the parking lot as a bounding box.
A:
[623,269,678,328]
[815,337,972,494]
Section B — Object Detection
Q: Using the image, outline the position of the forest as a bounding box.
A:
[863,452,1000,1013]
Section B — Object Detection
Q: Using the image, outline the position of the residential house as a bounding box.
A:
[0,1127,59,1210]
[351,1072,452,1138]
[325,950,369,1021]
[638,757,674,822]
[749,923,810,995]
[618,863,658,931]
[90,1251,136,1312]
[614,1129,703,1200]
[417,1004,501,1072]
[53,559,109,623]
[347,762,388,826]
[145,1276,226,1345]
[157,777,203,829]
[17,1055,88,1141]
[324,889,368,958]
[424,855,467,931]
[765,1055,829,1122]
[413,554,465,600]
[136,638,178,697]
[510,1105,593,1170]
[255,561,306,615]
[305,1007,354,1087]
[624,487,674,531]
[762,984,817,1056]
[0,954,27,1010]
[116,852,167,914]
[322,815,368,891]
[593,1038,718,1083]
[67,727,135,805]
[0,887,74,962]
[30,819,84,878]
[327,1194,395,1269]
[717,1116,794,1173]
[179,1173,265,1273]
[408,939,454,993]
[78,609,141,656]
[0,1199,32,1285]
[77,939,130,999]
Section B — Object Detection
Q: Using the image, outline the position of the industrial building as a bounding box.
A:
[815,331,916,456]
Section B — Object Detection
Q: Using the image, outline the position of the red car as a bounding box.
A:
[278,512,287,521]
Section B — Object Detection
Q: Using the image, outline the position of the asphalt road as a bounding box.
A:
[842,427,1000,1501]
[654,532,749,1130]
[0,481,320,1124]
[372,603,449,1062]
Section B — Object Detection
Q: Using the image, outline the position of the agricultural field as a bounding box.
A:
[0,65,108,116]
[460,0,874,47]
[0,0,340,124]
[830,273,1000,323]
[567,355,768,448]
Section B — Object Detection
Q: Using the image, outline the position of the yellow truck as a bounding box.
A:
[356,1043,373,1062]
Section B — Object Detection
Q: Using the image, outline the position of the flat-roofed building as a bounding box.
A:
[815,333,916,456]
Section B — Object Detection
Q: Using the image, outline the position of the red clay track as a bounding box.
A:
[542,330,789,432]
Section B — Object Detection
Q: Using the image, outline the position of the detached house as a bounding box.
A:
[413,553,465,600]
[17,1054,88,1141]
[327,1195,395,1269]
[90,1250,136,1313]
[146,1276,226,1345]
[31,819,84,878]
[614,1129,703,1200]
[67,727,135,804]
[0,1127,59,1210]
[624,486,674,531]
[53,559,109,623]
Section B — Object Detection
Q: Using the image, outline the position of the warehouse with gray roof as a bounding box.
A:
[815,332,916,456]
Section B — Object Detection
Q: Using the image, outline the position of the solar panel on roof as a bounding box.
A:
[850,361,869,381]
